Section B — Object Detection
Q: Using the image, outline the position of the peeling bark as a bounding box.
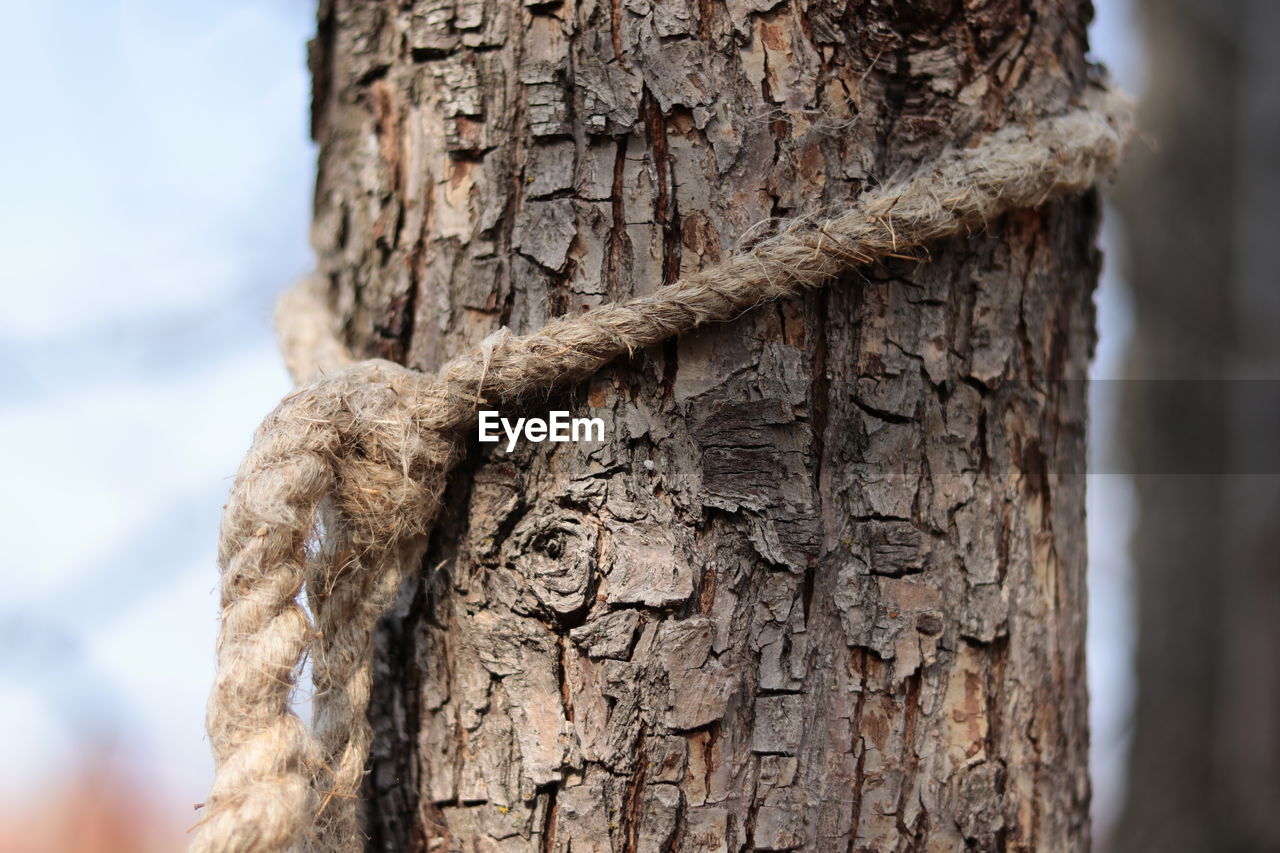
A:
[307,1,1101,849]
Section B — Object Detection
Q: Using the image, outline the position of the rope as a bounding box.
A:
[191,83,1132,853]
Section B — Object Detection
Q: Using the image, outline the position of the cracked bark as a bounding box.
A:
[306,1,1100,850]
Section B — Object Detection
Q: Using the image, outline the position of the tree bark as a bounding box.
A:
[306,1,1100,849]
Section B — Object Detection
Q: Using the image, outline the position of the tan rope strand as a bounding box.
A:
[275,274,355,382]
[193,84,1132,853]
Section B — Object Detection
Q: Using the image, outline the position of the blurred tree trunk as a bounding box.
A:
[1111,0,1280,850]
[305,1,1103,849]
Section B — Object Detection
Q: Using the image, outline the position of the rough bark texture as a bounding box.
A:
[306,1,1100,849]
[1110,0,1280,850]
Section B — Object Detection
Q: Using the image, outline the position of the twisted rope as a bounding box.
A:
[192,84,1132,853]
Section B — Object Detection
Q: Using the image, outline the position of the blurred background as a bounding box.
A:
[0,2,311,849]
[0,0,1274,851]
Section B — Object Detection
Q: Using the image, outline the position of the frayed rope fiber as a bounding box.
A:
[192,84,1133,853]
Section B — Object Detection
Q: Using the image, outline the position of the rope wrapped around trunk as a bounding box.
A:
[191,83,1133,853]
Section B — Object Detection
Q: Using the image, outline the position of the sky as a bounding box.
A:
[0,0,314,808]
[0,0,1143,840]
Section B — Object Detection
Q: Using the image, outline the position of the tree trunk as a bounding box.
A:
[305,1,1100,849]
